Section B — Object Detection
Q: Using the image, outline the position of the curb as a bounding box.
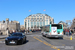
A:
[0,37,7,39]
[64,36,75,39]
[0,36,8,39]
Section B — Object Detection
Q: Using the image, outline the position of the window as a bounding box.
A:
[37,18,39,21]
[40,22,42,26]
[34,18,36,21]
[40,15,42,17]
[40,18,42,21]
[31,22,33,27]
[46,20,48,25]
[34,16,36,17]
[34,22,36,26]
[43,22,45,26]
[37,15,39,17]
[31,18,33,21]
[37,22,39,26]
[28,20,29,22]
[51,24,62,29]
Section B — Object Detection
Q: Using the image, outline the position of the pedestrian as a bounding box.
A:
[65,29,68,35]
[67,29,69,36]
[69,29,71,36]
[71,29,74,35]
[13,30,16,33]
[63,29,65,35]
[10,30,13,34]
[0,30,3,35]
[65,29,69,36]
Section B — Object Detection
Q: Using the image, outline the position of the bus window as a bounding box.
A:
[51,24,62,29]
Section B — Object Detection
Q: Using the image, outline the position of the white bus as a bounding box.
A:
[41,24,63,38]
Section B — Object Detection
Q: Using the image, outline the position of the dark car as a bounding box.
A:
[5,33,26,45]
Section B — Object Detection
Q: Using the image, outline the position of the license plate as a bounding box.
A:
[10,41,15,43]
[55,36,58,37]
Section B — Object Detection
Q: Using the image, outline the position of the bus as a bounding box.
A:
[41,24,63,38]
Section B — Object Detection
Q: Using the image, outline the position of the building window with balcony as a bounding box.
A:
[31,18,33,21]
[46,20,48,25]
[37,18,39,21]
[40,22,42,27]
[37,22,39,26]
[34,18,36,21]
[31,22,33,27]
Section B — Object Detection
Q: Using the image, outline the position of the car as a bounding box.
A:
[5,32,26,45]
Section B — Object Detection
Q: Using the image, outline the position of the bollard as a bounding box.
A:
[70,36,72,40]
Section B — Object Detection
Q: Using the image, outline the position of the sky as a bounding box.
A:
[0,0,75,25]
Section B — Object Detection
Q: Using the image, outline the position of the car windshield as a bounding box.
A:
[51,24,62,29]
[11,33,22,36]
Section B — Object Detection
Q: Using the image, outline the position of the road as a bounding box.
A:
[0,31,75,50]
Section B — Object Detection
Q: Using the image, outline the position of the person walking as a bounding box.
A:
[65,29,69,36]
[13,30,16,33]
[63,29,65,35]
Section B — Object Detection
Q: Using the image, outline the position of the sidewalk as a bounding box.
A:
[25,33,33,35]
[0,35,8,39]
[64,35,75,38]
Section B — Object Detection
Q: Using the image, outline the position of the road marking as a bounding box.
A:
[33,37,60,50]
[57,49,60,50]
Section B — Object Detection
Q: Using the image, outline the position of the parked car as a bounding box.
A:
[5,32,26,45]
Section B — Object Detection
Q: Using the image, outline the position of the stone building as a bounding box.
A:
[0,18,20,35]
[24,13,54,30]
[70,18,75,29]
[20,25,25,31]
[58,21,68,29]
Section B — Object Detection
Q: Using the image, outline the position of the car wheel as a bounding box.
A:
[21,40,23,44]
[5,43,8,45]
[25,38,26,42]
[46,34,48,38]
[42,33,44,36]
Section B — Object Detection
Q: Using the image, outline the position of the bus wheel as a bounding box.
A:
[46,35,48,38]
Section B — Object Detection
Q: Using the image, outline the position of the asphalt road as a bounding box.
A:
[0,31,75,50]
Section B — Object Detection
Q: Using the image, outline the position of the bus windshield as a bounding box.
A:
[51,24,62,29]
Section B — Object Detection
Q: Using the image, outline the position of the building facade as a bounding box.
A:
[70,18,75,29]
[58,21,68,29]
[20,25,25,31]
[0,18,20,35]
[24,13,54,30]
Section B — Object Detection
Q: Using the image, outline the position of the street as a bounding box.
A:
[0,32,75,50]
